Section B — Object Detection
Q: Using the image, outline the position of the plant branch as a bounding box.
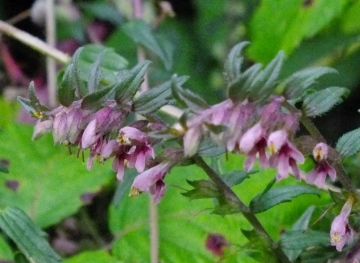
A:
[193,156,291,263]
[283,101,358,196]
[0,20,70,64]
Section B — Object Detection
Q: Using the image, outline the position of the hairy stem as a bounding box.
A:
[194,156,291,263]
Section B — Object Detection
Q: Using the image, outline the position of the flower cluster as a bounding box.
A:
[31,99,175,202]
[184,97,305,181]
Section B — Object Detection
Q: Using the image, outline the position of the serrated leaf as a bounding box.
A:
[336,127,360,157]
[87,51,106,93]
[114,60,152,104]
[0,207,61,263]
[133,76,188,115]
[302,87,349,117]
[171,75,207,110]
[280,230,329,250]
[283,67,338,100]
[250,186,320,214]
[81,85,114,110]
[122,20,173,70]
[283,206,315,262]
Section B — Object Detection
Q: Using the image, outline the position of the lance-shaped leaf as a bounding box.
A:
[18,82,49,117]
[0,207,61,263]
[282,206,315,262]
[171,75,207,110]
[87,51,106,93]
[248,51,284,102]
[133,76,188,115]
[122,20,173,70]
[70,47,85,98]
[224,41,249,83]
[58,64,77,106]
[336,127,360,157]
[283,67,338,100]
[280,230,330,250]
[114,60,152,105]
[221,170,254,187]
[250,185,319,214]
[302,87,349,117]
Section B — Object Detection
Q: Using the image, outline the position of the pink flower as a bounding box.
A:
[306,143,336,188]
[267,130,304,180]
[130,162,171,203]
[331,198,354,251]
[239,123,268,171]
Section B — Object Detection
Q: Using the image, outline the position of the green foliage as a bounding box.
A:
[302,87,349,117]
[0,124,112,227]
[280,230,330,250]
[63,250,118,263]
[336,127,360,157]
[0,207,61,263]
[248,0,347,62]
[250,185,320,214]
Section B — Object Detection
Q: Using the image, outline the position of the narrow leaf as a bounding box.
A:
[182,180,219,200]
[87,51,106,93]
[249,51,284,102]
[71,47,85,97]
[336,127,360,157]
[123,20,173,70]
[250,186,319,214]
[17,97,35,115]
[224,41,250,82]
[280,230,329,250]
[58,64,76,106]
[302,87,349,117]
[114,60,152,104]
[283,67,338,100]
[0,207,61,263]
[221,170,253,187]
[133,76,188,115]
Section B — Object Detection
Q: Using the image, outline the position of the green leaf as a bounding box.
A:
[133,76,188,115]
[171,75,207,110]
[336,127,360,157]
[250,186,320,214]
[224,42,250,83]
[249,51,285,102]
[300,247,337,263]
[248,0,348,63]
[0,162,8,173]
[81,86,114,110]
[58,64,77,107]
[197,138,225,157]
[87,51,106,93]
[280,230,330,250]
[283,206,315,262]
[283,67,338,100]
[302,87,349,117]
[182,179,219,200]
[63,250,117,263]
[114,60,152,105]
[0,124,112,227]
[0,207,61,263]
[221,170,252,187]
[122,19,173,70]
[80,2,123,25]
[18,82,49,116]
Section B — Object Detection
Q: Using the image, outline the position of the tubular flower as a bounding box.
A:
[267,130,304,180]
[306,143,336,188]
[331,197,354,251]
[130,162,171,204]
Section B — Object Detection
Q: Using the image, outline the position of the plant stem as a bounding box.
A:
[283,101,358,196]
[194,156,291,263]
[0,20,70,64]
